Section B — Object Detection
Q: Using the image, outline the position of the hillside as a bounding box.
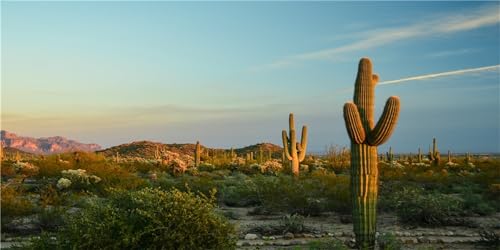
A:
[99,141,282,159]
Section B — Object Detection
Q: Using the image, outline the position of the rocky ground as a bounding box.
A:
[221,207,500,249]
[1,206,499,249]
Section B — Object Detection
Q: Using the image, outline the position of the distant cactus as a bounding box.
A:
[343,58,400,249]
[386,147,394,162]
[230,148,235,159]
[418,147,422,163]
[465,152,472,165]
[114,152,121,163]
[430,138,440,166]
[15,151,21,163]
[154,145,161,161]
[447,150,452,164]
[195,141,202,167]
[282,113,308,176]
[258,146,264,163]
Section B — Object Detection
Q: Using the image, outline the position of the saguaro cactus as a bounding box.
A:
[418,147,422,163]
[386,147,394,162]
[282,113,308,176]
[343,58,400,249]
[195,141,202,167]
[431,138,440,166]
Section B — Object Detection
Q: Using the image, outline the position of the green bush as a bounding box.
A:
[391,187,464,226]
[279,214,306,234]
[32,187,235,249]
[378,232,402,250]
[220,174,260,207]
[462,192,495,216]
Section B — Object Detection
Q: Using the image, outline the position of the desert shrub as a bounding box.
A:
[198,163,217,172]
[251,173,350,216]
[1,161,17,178]
[1,185,34,217]
[220,174,260,207]
[378,232,402,250]
[462,191,495,216]
[392,187,464,226]
[36,156,73,178]
[157,173,221,197]
[253,175,325,216]
[37,206,66,231]
[86,164,147,192]
[59,169,101,191]
[34,187,235,249]
[39,184,64,207]
[278,214,306,234]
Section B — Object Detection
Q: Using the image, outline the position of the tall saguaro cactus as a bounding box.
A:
[343,58,400,249]
[282,113,308,176]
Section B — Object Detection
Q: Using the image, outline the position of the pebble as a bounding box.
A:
[244,233,258,240]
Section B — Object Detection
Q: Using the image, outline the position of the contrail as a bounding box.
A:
[379,65,500,85]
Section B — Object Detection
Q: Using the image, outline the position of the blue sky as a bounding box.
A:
[2,1,499,153]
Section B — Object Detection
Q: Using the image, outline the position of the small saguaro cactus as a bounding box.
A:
[386,147,394,162]
[258,146,264,163]
[431,138,440,166]
[343,58,400,249]
[154,145,161,161]
[282,113,308,176]
[418,147,423,163]
[195,141,202,167]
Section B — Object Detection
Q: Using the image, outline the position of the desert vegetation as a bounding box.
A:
[1,58,499,250]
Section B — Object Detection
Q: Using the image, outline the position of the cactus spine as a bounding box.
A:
[195,141,202,167]
[343,58,400,249]
[282,113,308,176]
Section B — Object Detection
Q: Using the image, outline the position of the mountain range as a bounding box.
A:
[1,130,101,155]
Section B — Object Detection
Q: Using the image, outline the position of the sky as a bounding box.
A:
[1,1,499,153]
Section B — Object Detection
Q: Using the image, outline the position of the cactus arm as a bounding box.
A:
[282,130,293,160]
[298,126,308,162]
[367,96,400,146]
[343,102,366,144]
[296,142,303,152]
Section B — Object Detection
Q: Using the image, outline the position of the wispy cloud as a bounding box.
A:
[426,48,481,58]
[379,65,500,85]
[256,5,499,70]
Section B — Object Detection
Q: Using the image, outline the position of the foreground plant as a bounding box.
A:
[30,187,235,249]
[343,58,400,249]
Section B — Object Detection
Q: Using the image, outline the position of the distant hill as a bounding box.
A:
[99,141,282,159]
[235,143,283,158]
[98,141,202,159]
[1,130,101,155]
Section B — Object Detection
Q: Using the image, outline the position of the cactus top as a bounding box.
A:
[344,58,401,146]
